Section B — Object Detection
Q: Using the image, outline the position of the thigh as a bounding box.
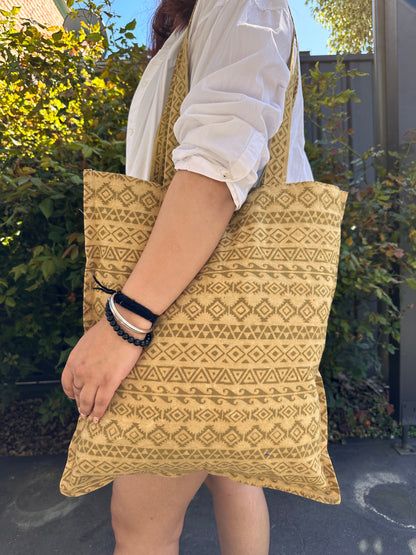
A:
[111,471,208,537]
[205,474,262,496]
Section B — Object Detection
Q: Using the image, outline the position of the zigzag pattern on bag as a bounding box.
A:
[60,15,347,504]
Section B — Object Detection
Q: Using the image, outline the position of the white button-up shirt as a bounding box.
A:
[126,0,313,210]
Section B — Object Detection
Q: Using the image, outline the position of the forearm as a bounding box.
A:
[121,170,235,320]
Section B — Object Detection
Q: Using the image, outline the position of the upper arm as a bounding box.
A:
[172,0,295,209]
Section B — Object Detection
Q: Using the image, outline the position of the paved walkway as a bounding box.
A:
[1,439,416,555]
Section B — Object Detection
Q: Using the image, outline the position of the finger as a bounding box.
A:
[61,366,76,400]
[91,383,118,423]
[78,383,98,418]
[74,391,84,418]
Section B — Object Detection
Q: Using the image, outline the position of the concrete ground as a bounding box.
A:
[1,438,416,555]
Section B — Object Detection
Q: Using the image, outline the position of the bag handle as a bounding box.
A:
[149,8,195,186]
[262,34,299,187]
[150,5,299,188]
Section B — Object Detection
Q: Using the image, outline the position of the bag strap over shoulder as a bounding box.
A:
[262,33,299,187]
[150,4,300,189]
[149,10,195,186]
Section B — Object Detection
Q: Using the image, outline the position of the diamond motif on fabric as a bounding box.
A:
[227,346,246,363]
[172,427,194,446]
[97,185,115,203]
[164,345,183,361]
[247,345,265,363]
[288,422,306,442]
[222,427,243,447]
[169,408,188,422]
[281,405,298,419]
[255,299,274,321]
[138,406,160,420]
[245,426,266,444]
[277,191,296,209]
[290,228,308,243]
[276,300,297,322]
[298,189,318,208]
[182,299,203,320]
[207,281,229,295]
[103,421,123,442]
[236,281,261,295]
[269,424,285,442]
[140,191,160,210]
[112,403,131,417]
[148,427,169,446]
[298,301,315,322]
[205,345,224,362]
[253,407,274,420]
[112,227,130,242]
[119,188,138,206]
[320,190,334,209]
[256,192,273,209]
[198,427,218,446]
[231,299,252,319]
[307,418,319,438]
[125,425,145,443]
[317,302,330,323]
[228,410,246,423]
[187,345,205,362]
[197,409,217,422]
[207,299,227,320]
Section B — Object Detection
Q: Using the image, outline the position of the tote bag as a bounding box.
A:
[60,19,347,504]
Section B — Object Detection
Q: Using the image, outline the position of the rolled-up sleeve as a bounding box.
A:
[172,0,294,209]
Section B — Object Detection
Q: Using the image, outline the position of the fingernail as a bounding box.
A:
[93,417,100,425]
[79,411,87,419]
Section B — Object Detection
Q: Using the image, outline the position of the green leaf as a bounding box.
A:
[86,32,103,43]
[5,297,16,307]
[39,198,54,219]
[9,264,27,280]
[124,19,136,31]
[41,259,55,280]
[52,30,63,41]
[33,245,44,257]
[81,145,94,158]
[406,278,416,290]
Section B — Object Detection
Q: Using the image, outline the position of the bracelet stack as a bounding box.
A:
[93,276,159,349]
[105,300,152,347]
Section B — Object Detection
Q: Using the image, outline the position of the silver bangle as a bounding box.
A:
[109,294,153,334]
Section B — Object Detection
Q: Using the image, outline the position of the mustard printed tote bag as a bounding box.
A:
[60,21,347,504]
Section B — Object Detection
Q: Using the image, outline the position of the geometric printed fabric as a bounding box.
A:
[60,20,347,504]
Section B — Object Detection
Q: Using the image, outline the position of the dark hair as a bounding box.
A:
[151,0,196,56]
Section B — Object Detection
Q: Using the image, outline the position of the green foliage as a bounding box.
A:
[0,4,148,407]
[303,61,416,440]
[306,0,373,54]
[326,374,399,442]
[38,386,75,425]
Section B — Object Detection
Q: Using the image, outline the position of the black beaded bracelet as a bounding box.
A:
[105,300,152,348]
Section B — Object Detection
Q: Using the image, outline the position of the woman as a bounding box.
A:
[62,1,314,553]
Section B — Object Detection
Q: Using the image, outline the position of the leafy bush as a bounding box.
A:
[303,62,416,439]
[0,3,148,408]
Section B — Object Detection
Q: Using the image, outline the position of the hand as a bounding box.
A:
[61,317,142,423]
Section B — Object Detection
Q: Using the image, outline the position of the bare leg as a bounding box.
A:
[111,470,208,555]
[205,475,270,555]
